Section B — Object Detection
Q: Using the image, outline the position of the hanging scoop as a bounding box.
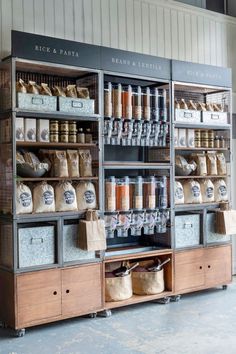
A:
[147,258,171,272]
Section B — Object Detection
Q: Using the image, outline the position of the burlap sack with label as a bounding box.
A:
[78,210,106,251]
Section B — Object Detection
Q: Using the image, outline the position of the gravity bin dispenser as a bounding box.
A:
[103,74,172,254]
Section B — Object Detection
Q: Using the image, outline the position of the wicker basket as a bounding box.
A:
[105,273,133,301]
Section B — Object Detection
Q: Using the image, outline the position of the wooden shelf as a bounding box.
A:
[105,291,173,310]
[17,176,99,182]
[105,248,173,262]
[175,175,228,179]
[16,141,98,148]
[175,147,229,151]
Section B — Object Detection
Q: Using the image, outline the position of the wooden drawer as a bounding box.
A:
[205,246,232,286]
[62,263,102,316]
[16,269,61,327]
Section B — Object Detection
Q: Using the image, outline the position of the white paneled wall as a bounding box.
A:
[0,0,234,71]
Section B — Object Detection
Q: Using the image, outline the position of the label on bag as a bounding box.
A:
[219,185,227,197]
[84,190,96,204]
[43,191,54,205]
[20,192,32,207]
[192,186,200,197]
[206,187,214,199]
[64,190,75,204]
[175,187,184,200]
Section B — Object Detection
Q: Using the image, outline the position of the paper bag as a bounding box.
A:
[78,210,107,251]
[216,210,236,235]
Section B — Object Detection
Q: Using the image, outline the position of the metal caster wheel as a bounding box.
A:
[153,296,170,305]
[222,285,228,290]
[0,321,7,328]
[98,309,112,318]
[170,295,181,302]
[15,329,25,337]
[88,313,97,318]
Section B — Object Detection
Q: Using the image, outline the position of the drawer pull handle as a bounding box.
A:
[199,266,202,270]
[53,291,57,296]
[32,97,44,105]
[31,237,44,245]
[72,100,83,108]
[208,265,211,269]
[66,289,70,294]
[183,223,193,229]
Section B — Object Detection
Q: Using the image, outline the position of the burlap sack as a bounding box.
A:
[76,182,96,210]
[54,151,69,177]
[183,179,202,204]
[175,181,184,204]
[132,269,164,295]
[33,182,55,213]
[214,179,228,202]
[55,181,77,211]
[16,182,33,214]
[67,150,80,178]
[216,153,227,175]
[200,179,214,203]
[79,150,92,177]
[105,273,133,302]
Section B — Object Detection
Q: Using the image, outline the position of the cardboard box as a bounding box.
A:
[178,128,186,147]
[187,129,195,148]
[174,128,179,147]
[25,118,36,142]
[15,117,24,141]
[37,119,49,142]
[216,210,236,235]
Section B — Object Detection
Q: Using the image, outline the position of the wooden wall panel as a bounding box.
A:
[1,0,234,72]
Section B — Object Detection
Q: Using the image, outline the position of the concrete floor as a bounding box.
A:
[0,279,236,354]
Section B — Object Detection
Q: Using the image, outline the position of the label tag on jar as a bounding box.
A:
[134,196,143,210]
[148,195,156,209]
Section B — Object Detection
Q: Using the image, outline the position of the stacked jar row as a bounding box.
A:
[105,176,168,212]
[104,83,167,122]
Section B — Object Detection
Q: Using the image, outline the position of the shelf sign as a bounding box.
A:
[11,31,101,69]
[172,60,232,88]
[101,47,171,80]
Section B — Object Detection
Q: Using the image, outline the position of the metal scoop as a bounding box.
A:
[148,258,171,272]
[113,262,139,277]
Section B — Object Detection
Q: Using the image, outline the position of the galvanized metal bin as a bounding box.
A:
[63,223,95,262]
[202,111,228,125]
[175,109,201,123]
[18,225,55,268]
[206,213,231,244]
[175,214,200,248]
[58,97,94,114]
[17,93,57,112]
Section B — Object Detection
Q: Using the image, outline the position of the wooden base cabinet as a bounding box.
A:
[174,245,232,294]
[0,263,103,330]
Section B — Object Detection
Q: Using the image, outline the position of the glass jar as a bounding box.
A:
[214,135,220,148]
[116,176,130,211]
[112,83,122,119]
[143,176,156,209]
[219,136,225,148]
[77,128,85,143]
[105,176,116,212]
[156,176,168,209]
[132,86,142,120]
[122,84,132,119]
[132,176,143,210]
[142,87,151,121]
[104,82,112,118]
[85,128,93,144]
[194,129,201,148]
